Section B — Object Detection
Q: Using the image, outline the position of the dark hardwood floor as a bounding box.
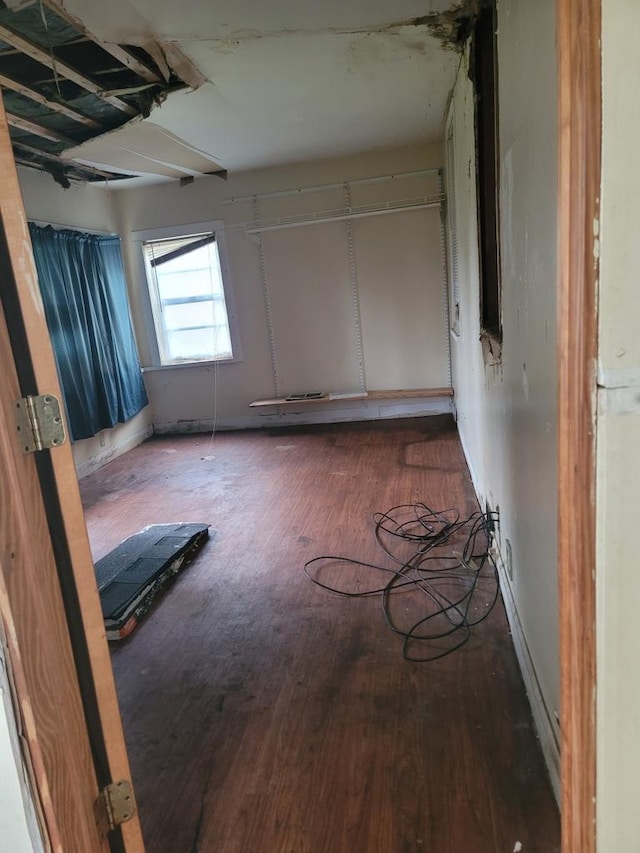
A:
[80,415,560,853]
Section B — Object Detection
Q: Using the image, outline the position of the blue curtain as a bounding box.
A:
[29,224,148,441]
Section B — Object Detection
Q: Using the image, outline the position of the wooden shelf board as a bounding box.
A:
[249,388,453,408]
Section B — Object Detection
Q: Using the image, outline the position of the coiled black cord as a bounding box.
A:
[304,503,499,662]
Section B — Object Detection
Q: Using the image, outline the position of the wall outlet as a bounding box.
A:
[485,500,499,534]
[505,537,513,582]
[99,432,106,447]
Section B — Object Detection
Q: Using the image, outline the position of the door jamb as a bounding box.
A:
[557,0,600,851]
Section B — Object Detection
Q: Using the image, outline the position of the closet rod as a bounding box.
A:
[224,168,441,205]
[241,200,441,235]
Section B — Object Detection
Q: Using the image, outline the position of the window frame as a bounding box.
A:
[444,118,461,338]
[473,1,503,347]
[133,220,242,370]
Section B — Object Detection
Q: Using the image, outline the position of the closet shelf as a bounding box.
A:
[249,388,453,407]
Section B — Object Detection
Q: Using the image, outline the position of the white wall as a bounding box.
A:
[596,1,640,849]
[446,0,560,794]
[16,167,154,476]
[112,144,451,432]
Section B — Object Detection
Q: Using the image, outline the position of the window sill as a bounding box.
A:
[142,357,238,373]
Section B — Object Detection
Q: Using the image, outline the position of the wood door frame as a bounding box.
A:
[0,95,144,852]
[0,0,601,848]
[557,0,600,851]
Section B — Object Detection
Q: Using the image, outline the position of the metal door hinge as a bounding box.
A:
[94,780,136,836]
[14,394,65,453]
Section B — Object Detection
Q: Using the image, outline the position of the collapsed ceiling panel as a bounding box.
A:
[62,120,225,180]
[0,0,207,184]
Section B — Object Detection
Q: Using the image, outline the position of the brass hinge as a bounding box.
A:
[14,394,65,453]
[94,780,136,836]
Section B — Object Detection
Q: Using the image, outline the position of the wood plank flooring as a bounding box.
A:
[80,416,560,853]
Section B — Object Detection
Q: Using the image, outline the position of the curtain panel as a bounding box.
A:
[29,224,148,441]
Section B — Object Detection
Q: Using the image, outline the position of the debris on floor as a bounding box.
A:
[95,522,210,640]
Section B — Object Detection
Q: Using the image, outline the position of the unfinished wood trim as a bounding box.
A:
[0,94,145,851]
[557,0,600,850]
[368,388,454,400]
[0,24,136,116]
[6,111,74,144]
[249,388,454,407]
[0,73,103,129]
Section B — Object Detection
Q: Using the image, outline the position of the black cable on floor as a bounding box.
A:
[303,503,500,662]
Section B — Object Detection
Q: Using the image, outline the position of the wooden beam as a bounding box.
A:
[0,24,137,116]
[557,0,600,851]
[0,72,102,129]
[6,111,74,144]
[42,1,163,84]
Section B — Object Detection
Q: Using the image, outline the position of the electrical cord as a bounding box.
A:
[303,503,499,662]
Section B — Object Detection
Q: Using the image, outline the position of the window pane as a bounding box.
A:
[155,244,224,297]
[157,268,214,301]
[166,327,232,361]
[145,234,234,364]
[163,300,214,331]
[211,326,231,356]
[211,297,228,326]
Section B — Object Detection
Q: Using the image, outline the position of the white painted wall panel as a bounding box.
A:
[596,2,640,849]
[599,0,640,382]
[596,405,640,853]
[262,222,360,393]
[445,0,560,788]
[354,208,448,389]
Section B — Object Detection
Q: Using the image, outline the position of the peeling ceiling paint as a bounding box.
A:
[2,0,468,183]
[45,0,467,45]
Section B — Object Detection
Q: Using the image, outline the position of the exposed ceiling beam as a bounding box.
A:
[40,1,163,84]
[96,43,163,83]
[6,111,75,144]
[13,155,47,173]
[0,72,102,129]
[0,24,137,116]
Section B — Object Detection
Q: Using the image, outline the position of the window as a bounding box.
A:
[473,0,502,343]
[143,231,235,365]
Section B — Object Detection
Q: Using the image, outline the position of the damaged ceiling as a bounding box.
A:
[0,0,222,184]
[1,0,468,187]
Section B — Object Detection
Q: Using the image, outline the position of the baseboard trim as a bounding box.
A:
[493,545,561,804]
[456,418,560,804]
[74,423,154,478]
[154,397,453,434]
[456,419,482,497]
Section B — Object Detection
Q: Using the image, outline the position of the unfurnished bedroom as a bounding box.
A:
[0,1,566,851]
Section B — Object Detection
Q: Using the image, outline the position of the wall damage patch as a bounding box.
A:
[416,1,480,51]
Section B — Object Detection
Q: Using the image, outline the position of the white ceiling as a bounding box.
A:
[60,0,462,179]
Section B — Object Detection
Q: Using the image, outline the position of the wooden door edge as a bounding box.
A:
[0,95,145,852]
[557,0,600,851]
